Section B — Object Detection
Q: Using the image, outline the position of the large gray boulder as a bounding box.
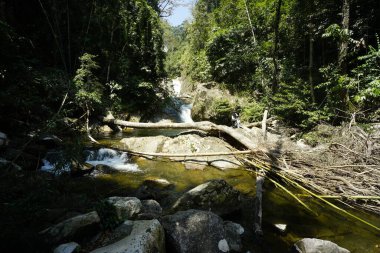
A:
[120,136,171,155]
[138,200,163,220]
[40,211,100,245]
[161,210,243,253]
[161,134,241,170]
[294,238,350,253]
[106,197,142,220]
[90,219,165,253]
[172,179,241,216]
[120,134,242,170]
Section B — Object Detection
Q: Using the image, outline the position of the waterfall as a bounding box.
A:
[172,78,182,96]
[171,78,193,123]
[179,104,193,123]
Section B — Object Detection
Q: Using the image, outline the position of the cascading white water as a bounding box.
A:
[41,148,140,174]
[179,104,193,123]
[86,148,140,172]
[171,78,194,123]
[172,78,182,96]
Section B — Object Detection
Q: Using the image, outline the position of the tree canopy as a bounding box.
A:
[165,0,380,128]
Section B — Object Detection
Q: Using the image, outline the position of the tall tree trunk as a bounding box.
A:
[309,34,315,104]
[339,0,350,73]
[272,0,282,94]
[106,20,116,83]
[244,0,256,44]
[66,0,72,74]
[339,0,351,110]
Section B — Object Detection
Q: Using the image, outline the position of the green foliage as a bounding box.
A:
[1,0,167,134]
[322,24,352,42]
[350,37,380,110]
[302,124,336,146]
[240,101,265,123]
[273,81,331,129]
[206,29,256,88]
[95,200,121,230]
[73,53,103,112]
[210,98,234,125]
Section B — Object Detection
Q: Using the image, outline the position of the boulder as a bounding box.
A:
[40,211,100,245]
[293,238,350,253]
[98,125,113,133]
[138,200,163,220]
[161,134,241,170]
[38,134,63,149]
[0,131,9,147]
[172,179,241,216]
[90,219,165,253]
[106,197,142,220]
[135,178,176,206]
[161,209,243,253]
[224,221,244,252]
[53,242,80,253]
[120,136,171,155]
[91,164,119,175]
[274,223,287,233]
[120,134,242,170]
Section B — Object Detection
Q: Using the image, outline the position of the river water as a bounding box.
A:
[41,79,380,252]
[90,131,380,253]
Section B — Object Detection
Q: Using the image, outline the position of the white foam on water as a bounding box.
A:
[41,148,140,174]
[172,78,182,96]
[85,148,140,172]
[179,103,194,123]
[40,158,70,175]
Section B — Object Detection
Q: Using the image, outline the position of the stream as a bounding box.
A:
[90,131,380,253]
[41,79,380,252]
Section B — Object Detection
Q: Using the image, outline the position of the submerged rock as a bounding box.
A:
[274,223,287,233]
[40,211,100,245]
[293,238,350,253]
[53,242,80,253]
[106,197,142,220]
[90,219,165,253]
[224,221,244,252]
[161,210,226,253]
[135,178,176,207]
[161,209,244,253]
[0,132,8,147]
[172,179,241,216]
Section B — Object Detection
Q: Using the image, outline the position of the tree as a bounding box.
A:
[272,0,283,94]
[73,53,103,136]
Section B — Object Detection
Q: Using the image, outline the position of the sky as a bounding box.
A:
[164,0,195,27]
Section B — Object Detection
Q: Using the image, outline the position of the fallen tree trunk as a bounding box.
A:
[102,118,266,153]
[124,149,254,158]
